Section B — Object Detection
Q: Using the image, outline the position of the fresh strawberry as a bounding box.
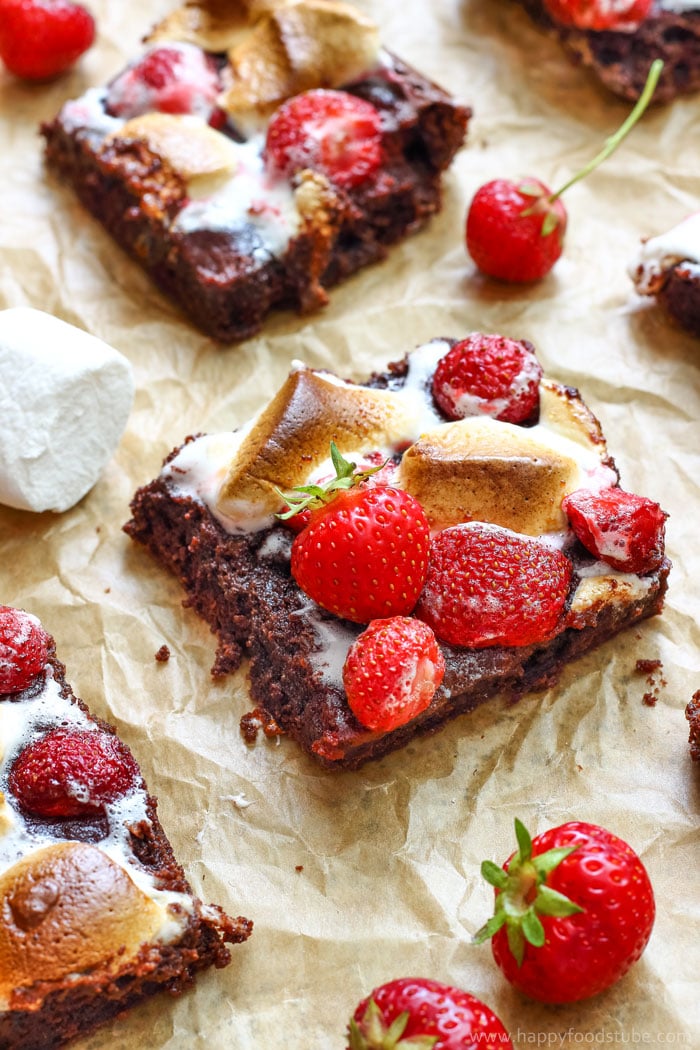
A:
[285,444,430,623]
[543,0,652,31]
[465,61,662,283]
[466,178,567,283]
[0,0,94,79]
[562,487,667,574]
[265,89,383,188]
[474,819,655,1004]
[105,43,221,122]
[415,523,572,648]
[347,977,513,1049]
[343,617,445,732]
[9,727,139,818]
[0,606,50,693]
[432,333,543,424]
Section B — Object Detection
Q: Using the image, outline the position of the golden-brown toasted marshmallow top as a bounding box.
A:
[108,112,239,186]
[0,842,164,998]
[216,367,416,521]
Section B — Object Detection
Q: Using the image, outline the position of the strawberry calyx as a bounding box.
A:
[517,182,564,238]
[473,818,583,966]
[276,442,385,522]
[348,998,437,1050]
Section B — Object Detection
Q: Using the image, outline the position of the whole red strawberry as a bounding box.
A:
[343,617,445,732]
[105,43,221,122]
[347,977,513,1049]
[543,0,652,31]
[0,0,95,80]
[265,89,383,188]
[474,819,655,1004]
[466,178,567,283]
[287,444,430,624]
[432,333,543,424]
[415,523,573,648]
[9,727,139,818]
[562,487,667,574]
[0,605,50,693]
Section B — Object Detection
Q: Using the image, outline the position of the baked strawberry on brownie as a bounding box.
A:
[41,0,470,343]
[125,334,670,770]
[0,606,251,1049]
[629,211,700,335]
[513,0,700,102]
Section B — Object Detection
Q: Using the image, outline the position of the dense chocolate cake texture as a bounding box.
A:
[125,340,670,770]
[42,0,469,342]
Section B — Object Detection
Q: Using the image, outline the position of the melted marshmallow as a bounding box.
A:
[630,212,700,294]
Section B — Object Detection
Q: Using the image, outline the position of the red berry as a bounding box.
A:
[265,89,383,189]
[415,523,573,648]
[0,0,94,80]
[343,617,445,732]
[348,977,513,1050]
[543,0,652,31]
[9,727,139,818]
[291,484,430,624]
[562,487,667,574]
[475,819,655,1004]
[105,43,220,121]
[432,333,543,424]
[0,606,50,693]
[466,178,567,283]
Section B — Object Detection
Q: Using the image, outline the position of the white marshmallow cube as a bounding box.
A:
[0,307,134,513]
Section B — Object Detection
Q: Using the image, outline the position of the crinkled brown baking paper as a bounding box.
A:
[0,0,699,1046]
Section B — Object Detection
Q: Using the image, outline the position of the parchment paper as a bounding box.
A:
[0,1,698,1046]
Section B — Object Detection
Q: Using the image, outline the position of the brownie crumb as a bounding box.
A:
[155,645,170,663]
[636,659,663,675]
[295,865,304,873]
[642,692,658,707]
[635,658,666,706]
[240,707,284,744]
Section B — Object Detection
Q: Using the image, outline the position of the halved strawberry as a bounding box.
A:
[0,605,50,693]
[9,727,139,818]
[343,617,445,732]
[415,522,573,648]
[265,89,383,188]
[432,333,543,424]
[562,487,667,574]
[543,0,652,31]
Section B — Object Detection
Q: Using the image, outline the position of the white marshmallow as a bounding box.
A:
[0,308,134,513]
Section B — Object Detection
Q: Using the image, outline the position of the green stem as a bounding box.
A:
[550,58,663,202]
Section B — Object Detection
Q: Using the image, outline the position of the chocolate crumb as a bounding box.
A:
[642,692,658,707]
[636,659,662,675]
[155,645,170,663]
[295,865,304,873]
[686,690,700,762]
[240,707,284,744]
[635,658,665,706]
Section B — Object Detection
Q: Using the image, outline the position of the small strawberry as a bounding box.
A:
[343,617,445,732]
[415,523,572,648]
[0,605,50,693]
[543,0,652,31]
[265,89,383,189]
[0,0,94,80]
[286,445,430,624]
[347,977,513,1049]
[8,727,139,818]
[474,818,655,1004]
[105,43,221,122]
[465,60,662,282]
[431,333,543,424]
[562,487,667,574]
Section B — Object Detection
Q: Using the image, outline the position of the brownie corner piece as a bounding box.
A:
[41,1,470,343]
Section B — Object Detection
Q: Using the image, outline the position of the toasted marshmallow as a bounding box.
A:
[219,0,380,116]
[629,212,700,296]
[0,842,165,998]
[0,308,133,514]
[216,366,416,524]
[566,572,652,628]
[146,0,265,52]
[396,382,612,535]
[0,795,13,839]
[110,112,239,189]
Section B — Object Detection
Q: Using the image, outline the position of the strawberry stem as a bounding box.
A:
[549,59,663,202]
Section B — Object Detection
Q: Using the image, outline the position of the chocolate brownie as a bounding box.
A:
[41,0,469,343]
[125,339,670,770]
[629,212,700,335]
[515,0,700,102]
[0,608,251,1049]
[686,690,700,760]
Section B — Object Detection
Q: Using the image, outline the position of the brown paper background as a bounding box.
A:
[1,0,699,1046]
